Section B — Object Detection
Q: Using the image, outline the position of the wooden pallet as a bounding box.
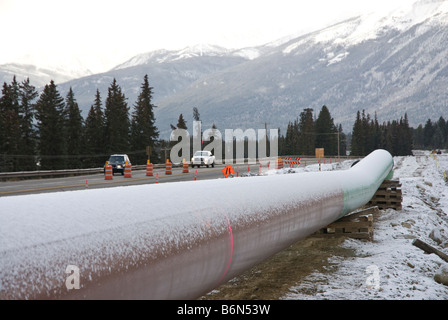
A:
[311,206,379,241]
[368,179,402,210]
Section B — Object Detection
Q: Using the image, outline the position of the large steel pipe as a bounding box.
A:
[0,149,393,300]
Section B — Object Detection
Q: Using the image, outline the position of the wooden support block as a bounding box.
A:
[311,206,378,241]
[369,179,403,210]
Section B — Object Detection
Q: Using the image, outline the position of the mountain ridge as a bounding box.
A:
[3,0,447,139]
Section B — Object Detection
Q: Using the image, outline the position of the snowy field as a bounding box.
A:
[279,150,448,300]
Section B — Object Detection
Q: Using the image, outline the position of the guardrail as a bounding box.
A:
[0,156,360,181]
[0,164,171,181]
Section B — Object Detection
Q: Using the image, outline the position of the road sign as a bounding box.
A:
[222,165,235,178]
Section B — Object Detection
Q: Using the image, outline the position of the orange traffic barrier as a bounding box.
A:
[182,161,189,174]
[166,160,172,175]
[124,161,132,178]
[275,158,283,170]
[284,157,301,167]
[146,160,153,176]
[105,162,113,180]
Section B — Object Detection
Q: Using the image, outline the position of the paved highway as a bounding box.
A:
[0,157,333,197]
[0,163,258,197]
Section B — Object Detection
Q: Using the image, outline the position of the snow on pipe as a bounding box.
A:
[0,149,393,300]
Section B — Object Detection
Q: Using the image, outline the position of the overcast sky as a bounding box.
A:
[0,0,414,74]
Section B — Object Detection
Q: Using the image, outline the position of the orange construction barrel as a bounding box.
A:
[275,158,283,170]
[146,160,153,176]
[166,160,172,175]
[105,162,113,180]
[124,161,132,178]
[182,161,189,174]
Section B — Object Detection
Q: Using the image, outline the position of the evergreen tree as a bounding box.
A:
[130,74,159,164]
[337,124,347,157]
[399,114,413,155]
[64,88,84,168]
[35,80,66,169]
[423,119,435,148]
[19,78,38,170]
[315,105,338,155]
[176,113,187,130]
[350,110,363,155]
[298,108,315,155]
[372,112,381,151]
[413,124,424,149]
[351,110,374,156]
[351,110,414,156]
[193,107,200,121]
[0,77,22,171]
[436,116,447,149]
[284,119,299,155]
[0,84,4,170]
[104,78,130,154]
[84,89,106,167]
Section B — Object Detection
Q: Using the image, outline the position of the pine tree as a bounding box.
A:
[193,107,200,121]
[399,113,413,155]
[176,113,187,130]
[35,80,66,169]
[284,119,300,155]
[423,119,434,148]
[104,78,130,154]
[351,110,375,156]
[64,88,84,168]
[84,89,106,167]
[130,75,159,164]
[0,77,21,171]
[337,124,347,157]
[298,108,315,155]
[19,77,38,170]
[0,84,4,170]
[315,105,338,155]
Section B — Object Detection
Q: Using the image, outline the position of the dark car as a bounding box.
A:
[105,154,131,175]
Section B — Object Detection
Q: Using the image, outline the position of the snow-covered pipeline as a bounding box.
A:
[0,149,393,300]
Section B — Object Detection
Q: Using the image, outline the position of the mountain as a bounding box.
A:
[56,44,254,118]
[0,63,75,88]
[54,0,448,139]
[154,0,448,136]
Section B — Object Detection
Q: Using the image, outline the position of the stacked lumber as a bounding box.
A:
[368,179,402,210]
[312,207,379,241]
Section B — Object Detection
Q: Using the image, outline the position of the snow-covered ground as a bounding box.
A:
[280,150,448,300]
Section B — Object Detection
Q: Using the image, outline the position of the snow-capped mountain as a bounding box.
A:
[54,0,448,138]
[112,44,263,70]
[154,0,448,136]
[56,44,253,113]
[0,63,76,88]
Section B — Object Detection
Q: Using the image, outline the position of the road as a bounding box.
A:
[0,157,332,197]
[0,163,258,197]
